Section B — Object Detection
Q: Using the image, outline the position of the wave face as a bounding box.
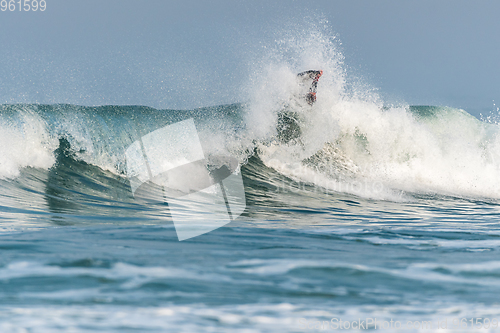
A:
[1,27,500,332]
[0,103,499,206]
[0,87,499,227]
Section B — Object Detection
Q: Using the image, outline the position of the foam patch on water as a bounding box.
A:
[228,258,500,288]
[3,302,499,333]
[0,261,232,287]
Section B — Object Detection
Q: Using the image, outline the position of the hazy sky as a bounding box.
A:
[1,0,499,116]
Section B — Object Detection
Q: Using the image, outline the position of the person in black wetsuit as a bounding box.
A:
[277,70,322,143]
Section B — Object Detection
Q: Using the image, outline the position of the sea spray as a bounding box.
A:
[0,105,56,179]
[243,24,500,200]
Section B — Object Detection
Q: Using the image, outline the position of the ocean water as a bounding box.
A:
[1,31,500,332]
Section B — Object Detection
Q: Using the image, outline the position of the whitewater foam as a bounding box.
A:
[0,106,56,179]
[243,25,500,200]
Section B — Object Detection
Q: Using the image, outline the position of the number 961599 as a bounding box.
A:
[1,0,46,11]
